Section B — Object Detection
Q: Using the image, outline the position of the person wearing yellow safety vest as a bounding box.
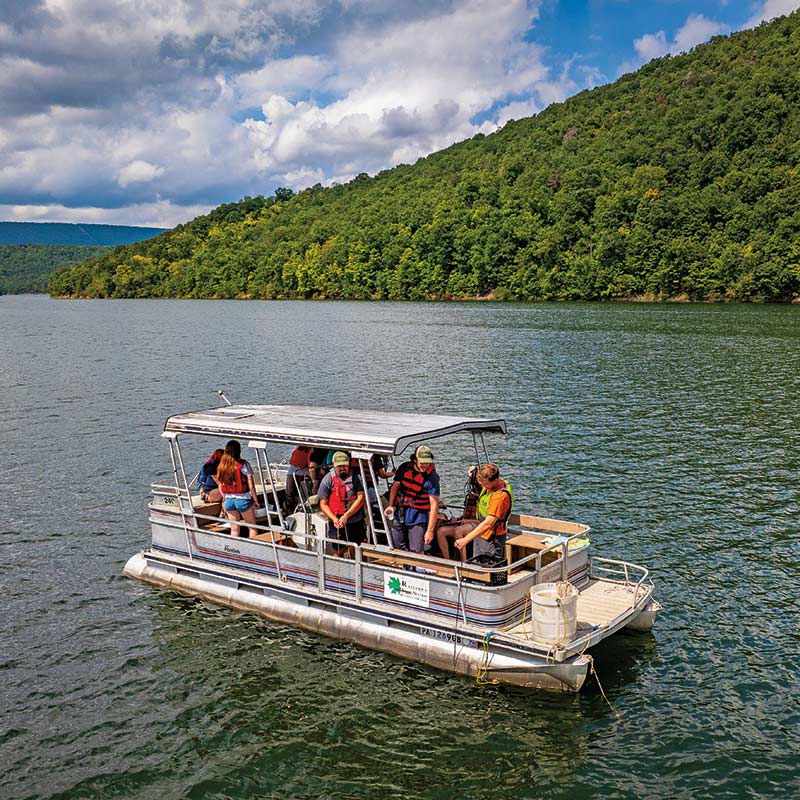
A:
[452,463,514,562]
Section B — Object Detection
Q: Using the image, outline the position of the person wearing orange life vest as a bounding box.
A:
[283,445,311,514]
[453,462,513,562]
[317,451,366,556]
[214,440,260,538]
[384,445,440,553]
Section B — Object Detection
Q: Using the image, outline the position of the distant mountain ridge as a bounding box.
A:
[0,221,167,247]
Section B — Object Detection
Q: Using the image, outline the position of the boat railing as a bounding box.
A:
[152,484,591,587]
[589,557,652,607]
[503,529,589,582]
[150,499,523,606]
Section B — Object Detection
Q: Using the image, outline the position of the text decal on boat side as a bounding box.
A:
[419,627,479,648]
[384,571,430,607]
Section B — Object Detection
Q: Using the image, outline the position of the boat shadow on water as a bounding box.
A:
[135,591,660,792]
[146,585,658,703]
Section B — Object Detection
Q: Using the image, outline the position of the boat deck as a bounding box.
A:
[504,578,638,638]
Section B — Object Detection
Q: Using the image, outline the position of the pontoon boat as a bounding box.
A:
[124,404,660,692]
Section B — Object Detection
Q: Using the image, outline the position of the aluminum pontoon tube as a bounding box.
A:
[124,552,590,692]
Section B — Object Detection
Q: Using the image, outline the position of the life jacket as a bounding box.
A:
[396,463,435,510]
[219,462,248,495]
[328,473,357,515]
[197,458,219,491]
[477,480,514,539]
[463,471,481,519]
[290,447,310,469]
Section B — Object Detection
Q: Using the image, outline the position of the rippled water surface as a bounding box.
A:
[2,295,799,800]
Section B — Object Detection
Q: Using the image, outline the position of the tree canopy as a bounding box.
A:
[50,13,800,302]
[1,245,109,294]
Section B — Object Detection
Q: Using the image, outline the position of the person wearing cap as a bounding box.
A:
[384,445,440,553]
[317,450,366,555]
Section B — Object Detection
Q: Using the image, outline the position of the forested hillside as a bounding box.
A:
[1,223,167,294]
[51,13,800,302]
[0,222,166,246]
[1,245,109,294]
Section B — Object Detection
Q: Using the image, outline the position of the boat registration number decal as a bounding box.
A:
[419,627,479,648]
[384,571,429,607]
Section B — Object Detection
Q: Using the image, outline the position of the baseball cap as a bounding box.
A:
[415,445,434,464]
[332,451,350,466]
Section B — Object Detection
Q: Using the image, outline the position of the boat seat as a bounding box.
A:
[191,495,222,524]
[360,546,494,584]
[505,532,561,572]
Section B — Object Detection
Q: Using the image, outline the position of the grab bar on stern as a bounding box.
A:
[590,557,651,608]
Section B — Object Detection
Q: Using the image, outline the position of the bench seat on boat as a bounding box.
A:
[360,545,495,584]
[191,495,222,522]
[504,532,561,570]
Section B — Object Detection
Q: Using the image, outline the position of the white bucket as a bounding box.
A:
[530,582,578,644]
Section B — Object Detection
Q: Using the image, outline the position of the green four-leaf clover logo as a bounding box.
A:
[388,576,402,594]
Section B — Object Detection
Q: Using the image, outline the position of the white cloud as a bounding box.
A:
[0,199,212,228]
[0,0,587,225]
[236,55,332,106]
[117,160,165,187]
[745,0,800,27]
[281,166,326,189]
[238,0,559,189]
[497,99,541,127]
[624,13,729,74]
[634,31,669,61]
[674,14,728,51]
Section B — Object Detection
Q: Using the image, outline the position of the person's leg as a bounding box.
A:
[240,504,257,538]
[326,521,344,557]
[283,473,298,514]
[407,523,427,554]
[472,534,504,562]
[436,520,477,560]
[389,519,408,550]
[344,519,366,555]
[226,508,242,537]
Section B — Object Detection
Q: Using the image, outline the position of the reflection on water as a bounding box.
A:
[142,592,605,798]
[2,295,799,800]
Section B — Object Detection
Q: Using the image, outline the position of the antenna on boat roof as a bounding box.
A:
[216,389,232,407]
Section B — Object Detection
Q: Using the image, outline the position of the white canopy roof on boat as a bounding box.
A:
[164,404,507,455]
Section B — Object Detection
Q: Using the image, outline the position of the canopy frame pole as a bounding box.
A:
[250,441,285,531]
[471,432,482,466]
[164,432,194,561]
[479,432,490,464]
[360,457,379,546]
[250,445,285,581]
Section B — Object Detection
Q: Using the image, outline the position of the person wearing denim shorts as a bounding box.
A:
[216,440,260,537]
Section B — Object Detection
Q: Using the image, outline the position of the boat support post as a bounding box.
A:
[249,441,284,582]
[478,432,490,465]
[454,565,468,625]
[471,432,482,467]
[353,450,380,546]
[162,430,193,561]
[354,544,363,601]
[249,440,286,530]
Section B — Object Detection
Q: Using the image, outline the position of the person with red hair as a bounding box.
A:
[214,440,260,537]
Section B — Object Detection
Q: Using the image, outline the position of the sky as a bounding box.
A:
[1,0,798,228]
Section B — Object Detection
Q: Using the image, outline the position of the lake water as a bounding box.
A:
[2,294,799,800]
